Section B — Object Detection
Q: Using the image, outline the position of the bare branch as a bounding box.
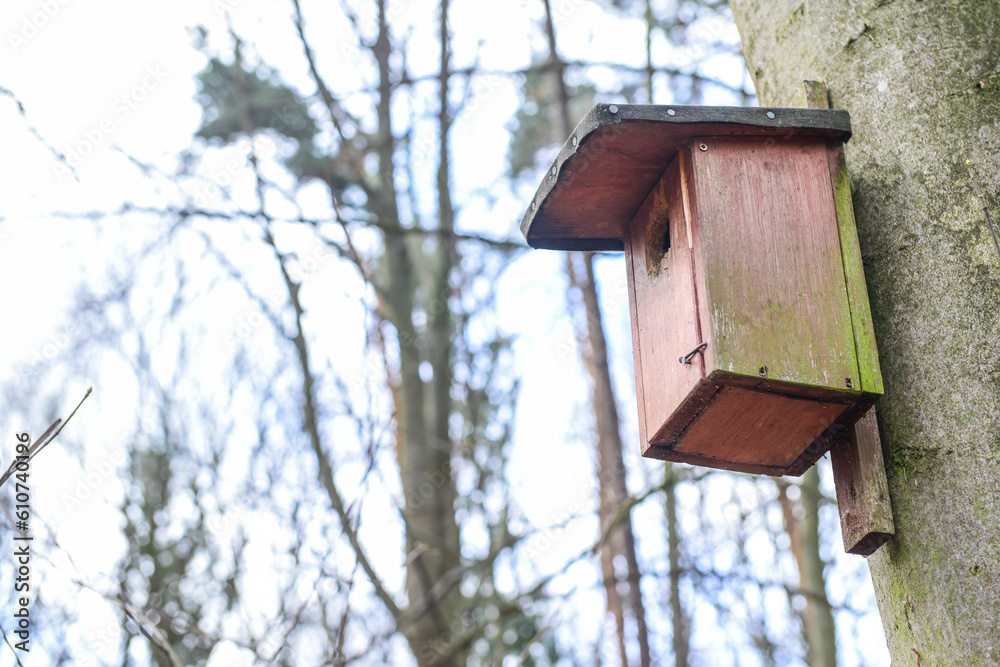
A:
[290,0,364,140]
[0,388,92,490]
[1,84,79,180]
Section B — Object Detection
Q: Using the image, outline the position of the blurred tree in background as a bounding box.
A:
[0,1,885,665]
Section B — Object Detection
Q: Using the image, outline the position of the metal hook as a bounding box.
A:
[679,342,708,365]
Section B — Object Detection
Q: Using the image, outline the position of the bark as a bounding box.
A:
[372,0,461,661]
[730,1,1000,663]
[566,253,651,667]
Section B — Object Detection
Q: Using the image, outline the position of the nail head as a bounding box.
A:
[667,108,676,116]
[609,104,619,114]
[766,111,775,119]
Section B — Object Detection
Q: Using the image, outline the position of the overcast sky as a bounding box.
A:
[0,1,887,664]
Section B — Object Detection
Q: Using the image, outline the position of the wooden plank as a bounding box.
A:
[679,146,716,376]
[799,80,894,554]
[831,407,895,555]
[646,370,875,475]
[625,157,703,452]
[521,104,853,250]
[625,210,650,451]
[827,143,884,394]
[674,386,848,470]
[688,135,860,391]
[783,397,875,476]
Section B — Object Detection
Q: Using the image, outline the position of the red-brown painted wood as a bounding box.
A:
[832,407,895,555]
[535,104,884,477]
[522,105,853,250]
[623,135,880,475]
[625,157,703,453]
[689,135,860,391]
[673,386,847,469]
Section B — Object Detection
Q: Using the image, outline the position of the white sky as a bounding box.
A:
[0,0,887,665]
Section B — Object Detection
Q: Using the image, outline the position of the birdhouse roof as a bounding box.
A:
[520,104,852,251]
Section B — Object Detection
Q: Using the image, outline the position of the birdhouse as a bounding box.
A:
[521,104,882,476]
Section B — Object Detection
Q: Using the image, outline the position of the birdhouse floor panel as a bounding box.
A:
[671,386,846,469]
[641,371,877,476]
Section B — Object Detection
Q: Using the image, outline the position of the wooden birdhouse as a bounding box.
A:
[521,104,883,476]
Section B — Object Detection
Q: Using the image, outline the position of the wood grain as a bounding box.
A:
[689,135,860,391]
[832,407,894,555]
[625,157,703,451]
[674,386,847,470]
[521,104,853,250]
[827,142,884,394]
[634,134,880,475]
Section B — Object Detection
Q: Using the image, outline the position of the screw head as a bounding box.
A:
[699,143,708,152]
[766,110,775,119]
[667,108,676,116]
[608,104,619,114]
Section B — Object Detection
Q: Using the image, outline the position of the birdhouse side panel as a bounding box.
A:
[624,247,650,448]
[679,145,717,377]
[689,136,860,392]
[826,142,883,394]
[625,157,704,451]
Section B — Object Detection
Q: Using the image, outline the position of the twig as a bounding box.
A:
[0,85,78,181]
[515,614,557,666]
[46,205,526,250]
[289,0,362,140]
[0,622,26,667]
[0,388,92,489]
[967,161,1000,264]
[121,603,183,667]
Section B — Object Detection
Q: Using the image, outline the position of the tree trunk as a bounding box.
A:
[542,2,651,664]
[778,472,837,667]
[730,1,1000,663]
[373,0,462,661]
[664,464,689,667]
[566,253,652,667]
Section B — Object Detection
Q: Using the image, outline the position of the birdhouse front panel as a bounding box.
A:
[521,105,883,476]
[688,135,860,388]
